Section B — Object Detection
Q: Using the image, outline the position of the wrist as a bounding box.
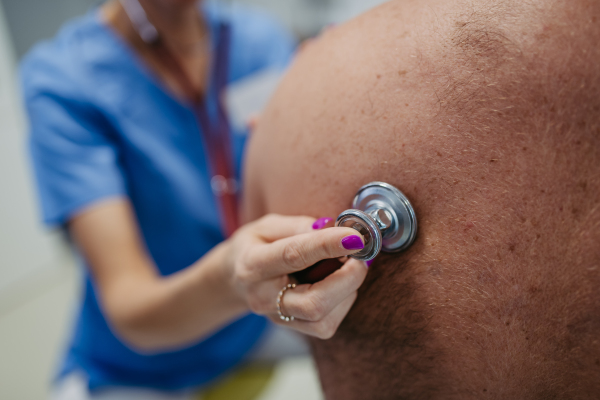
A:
[204,239,248,313]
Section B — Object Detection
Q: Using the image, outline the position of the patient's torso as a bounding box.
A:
[243,0,600,398]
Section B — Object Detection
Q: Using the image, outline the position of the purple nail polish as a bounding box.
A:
[342,235,364,251]
[366,260,374,268]
[312,217,333,230]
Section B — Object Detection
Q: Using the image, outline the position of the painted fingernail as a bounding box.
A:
[366,259,374,268]
[342,235,364,251]
[312,217,333,230]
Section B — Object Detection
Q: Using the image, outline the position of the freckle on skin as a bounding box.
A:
[528,286,538,294]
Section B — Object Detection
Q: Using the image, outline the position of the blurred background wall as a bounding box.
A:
[0,1,80,399]
[0,0,386,398]
[2,0,387,58]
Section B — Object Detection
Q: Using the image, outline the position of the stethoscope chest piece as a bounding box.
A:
[335,182,417,261]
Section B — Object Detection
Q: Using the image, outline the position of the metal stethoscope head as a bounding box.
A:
[336,182,418,261]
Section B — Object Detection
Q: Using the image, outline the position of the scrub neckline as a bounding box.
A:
[91,2,220,113]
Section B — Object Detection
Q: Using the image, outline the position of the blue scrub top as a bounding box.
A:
[21,1,295,392]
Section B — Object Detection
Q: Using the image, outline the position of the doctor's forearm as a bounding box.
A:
[70,198,248,354]
[107,241,248,353]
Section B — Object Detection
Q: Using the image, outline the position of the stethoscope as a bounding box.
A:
[294,182,418,284]
[337,181,418,260]
[120,0,240,238]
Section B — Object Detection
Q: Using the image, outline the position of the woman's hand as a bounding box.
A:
[70,199,368,352]
[225,214,369,339]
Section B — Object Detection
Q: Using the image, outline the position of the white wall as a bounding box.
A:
[0,2,79,398]
[0,0,389,57]
[1,0,98,58]
[238,0,388,38]
[0,0,69,312]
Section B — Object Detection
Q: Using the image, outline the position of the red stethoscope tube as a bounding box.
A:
[122,0,240,237]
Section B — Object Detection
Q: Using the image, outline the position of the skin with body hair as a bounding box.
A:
[243,0,600,398]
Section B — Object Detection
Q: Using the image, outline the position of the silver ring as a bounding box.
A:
[277,283,296,322]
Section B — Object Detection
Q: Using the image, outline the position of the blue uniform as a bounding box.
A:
[21,2,295,392]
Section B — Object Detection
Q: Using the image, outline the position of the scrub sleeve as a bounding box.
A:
[27,61,126,226]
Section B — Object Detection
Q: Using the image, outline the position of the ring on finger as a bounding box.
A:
[277,283,296,322]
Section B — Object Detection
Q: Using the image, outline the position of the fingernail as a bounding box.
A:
[366,259,374,268]
[312,217,333,230]
[342,235,364,251]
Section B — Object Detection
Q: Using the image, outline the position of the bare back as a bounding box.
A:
[243,0,600,397]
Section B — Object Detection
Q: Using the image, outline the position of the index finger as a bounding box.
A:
[245,227,364,280]
[251,214,316,242]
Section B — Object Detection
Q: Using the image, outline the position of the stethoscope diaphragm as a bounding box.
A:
[336,182,417,261]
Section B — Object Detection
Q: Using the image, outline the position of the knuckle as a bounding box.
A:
[235,225,255,243]
[236,246,266,283]
[247,288,274,315]
[247,294,266,315]
[262,213,281,226]
[282,240,308,269]
[234,262,257,285]
[299,295,326,321]
[314,319,338,340]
